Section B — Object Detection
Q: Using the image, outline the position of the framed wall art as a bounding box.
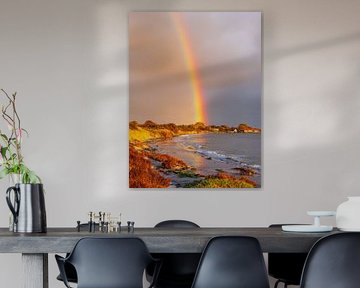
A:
[129,12,262,189]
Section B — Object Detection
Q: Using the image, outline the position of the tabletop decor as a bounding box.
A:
[282,211,336,233]
[0,89,40,183]
[0,89,46,233]
[336,197,360,231]
[129,12,262,189]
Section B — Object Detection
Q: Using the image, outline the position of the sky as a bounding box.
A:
[129,12,262,127]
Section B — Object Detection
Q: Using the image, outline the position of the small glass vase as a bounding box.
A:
[9,174,22,186]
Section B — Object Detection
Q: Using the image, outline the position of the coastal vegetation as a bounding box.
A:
[129,146,170,188]
[185,173,257,188]
[129,120,260,188]
[129,120,260,143]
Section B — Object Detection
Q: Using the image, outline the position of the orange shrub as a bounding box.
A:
[129,147,170,188]
[146,152,188,170]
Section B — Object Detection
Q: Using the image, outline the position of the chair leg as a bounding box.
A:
[274,280,290,288]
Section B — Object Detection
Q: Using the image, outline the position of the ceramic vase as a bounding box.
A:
[336,197,360,231]
[6,183,47,233]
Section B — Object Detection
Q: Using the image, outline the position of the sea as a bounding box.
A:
[152,133,261,186]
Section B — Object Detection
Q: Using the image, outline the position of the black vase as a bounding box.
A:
[6,183,47,233]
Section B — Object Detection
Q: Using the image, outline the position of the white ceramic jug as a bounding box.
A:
[336,197,360,231]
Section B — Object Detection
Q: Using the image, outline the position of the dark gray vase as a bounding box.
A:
[6,183,47,233]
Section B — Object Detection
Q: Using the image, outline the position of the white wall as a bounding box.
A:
[0,0,360,287]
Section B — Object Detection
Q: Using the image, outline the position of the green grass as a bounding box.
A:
[129,127,154,142]
[176,170,198,178]
[185,178,256,188]
[129,127,176,143]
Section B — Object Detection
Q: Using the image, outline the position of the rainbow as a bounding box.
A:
[171,13,208,124]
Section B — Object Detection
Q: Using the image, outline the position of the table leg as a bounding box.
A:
[22,253,48,288]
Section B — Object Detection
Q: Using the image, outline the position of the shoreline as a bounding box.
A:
[150,133,260,186]
[129,123,260,188]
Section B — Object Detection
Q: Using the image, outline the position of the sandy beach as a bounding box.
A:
[148,133,261,188]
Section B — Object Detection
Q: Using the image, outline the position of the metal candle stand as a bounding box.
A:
[127,221,135,233]
[76,211,135,233]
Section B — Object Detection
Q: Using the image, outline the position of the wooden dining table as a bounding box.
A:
[0,226,339,288]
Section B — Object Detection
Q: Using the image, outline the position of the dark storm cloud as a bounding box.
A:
[206,78,262,127]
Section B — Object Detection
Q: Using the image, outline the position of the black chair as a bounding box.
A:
[155,220,200,229]
[191,236,270,288]
[300,232,360,288]
[56,223,99,284]
[147,220,201,288]
[55,237,160,288]
[268,224,308,288]
[56,262,77,284]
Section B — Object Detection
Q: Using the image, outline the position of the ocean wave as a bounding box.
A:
[160,133,261,174]
[194,149,260,171]
[197,149,228,161]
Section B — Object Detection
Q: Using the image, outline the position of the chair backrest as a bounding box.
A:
[191,236,269,288]
[155,220,200,228]
[152,220,201,284]
[67,237,153,288]
[300,232,360,288]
